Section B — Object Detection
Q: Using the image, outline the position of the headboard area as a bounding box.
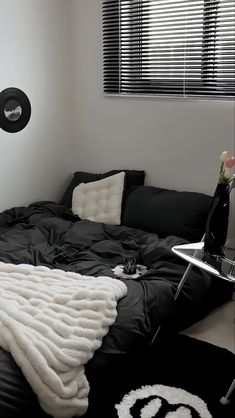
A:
[60,169,212,243]
[122,185,212,243]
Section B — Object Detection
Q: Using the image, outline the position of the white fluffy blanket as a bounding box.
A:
[0,262,127,418]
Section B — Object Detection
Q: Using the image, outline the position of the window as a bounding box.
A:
[103,0,235,98]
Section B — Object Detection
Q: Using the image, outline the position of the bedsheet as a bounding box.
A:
[0,201,213,355]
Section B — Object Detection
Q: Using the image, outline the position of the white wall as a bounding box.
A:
[68,0,235,236]
[69,0,235,197]
[0,0,234,234]
[0,0,77,211]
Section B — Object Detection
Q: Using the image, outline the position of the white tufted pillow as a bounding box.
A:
[72,172,125,225]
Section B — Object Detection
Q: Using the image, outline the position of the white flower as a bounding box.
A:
[218,150,235,185]
[220,151,229,162]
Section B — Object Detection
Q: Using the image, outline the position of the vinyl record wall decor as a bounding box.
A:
[0,87,31,133]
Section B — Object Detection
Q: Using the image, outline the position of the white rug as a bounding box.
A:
[115,384,212,418]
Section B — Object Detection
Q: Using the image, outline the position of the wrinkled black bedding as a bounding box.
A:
[0,201,232,418]
[0,201,211,352]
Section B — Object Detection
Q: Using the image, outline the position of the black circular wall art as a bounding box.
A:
[0,87,31,133]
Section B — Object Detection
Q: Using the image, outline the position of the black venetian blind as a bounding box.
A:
[103,0,235,98]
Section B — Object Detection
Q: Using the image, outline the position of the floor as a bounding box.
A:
[182,299,235,353]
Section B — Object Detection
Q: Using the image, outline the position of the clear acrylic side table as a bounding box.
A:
[172,241,235,405]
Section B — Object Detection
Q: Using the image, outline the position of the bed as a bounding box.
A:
[0,170,232,418]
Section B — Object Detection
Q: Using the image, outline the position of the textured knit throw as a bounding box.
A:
[0,262,127,418]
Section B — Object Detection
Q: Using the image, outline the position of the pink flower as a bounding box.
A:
[225,157,235,169]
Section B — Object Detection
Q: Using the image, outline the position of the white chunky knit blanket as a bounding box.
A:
[0,262,127,418]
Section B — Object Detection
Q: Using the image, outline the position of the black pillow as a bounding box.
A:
[122,185,212,242]
[60,170,145,208]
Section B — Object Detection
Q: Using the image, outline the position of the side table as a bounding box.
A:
[172,241,235,405]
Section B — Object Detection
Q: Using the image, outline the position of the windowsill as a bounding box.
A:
[103,93,235,103]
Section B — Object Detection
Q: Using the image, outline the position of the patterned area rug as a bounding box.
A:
[85,334,235,418]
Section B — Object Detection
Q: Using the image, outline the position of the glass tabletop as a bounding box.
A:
[172,241,235,282]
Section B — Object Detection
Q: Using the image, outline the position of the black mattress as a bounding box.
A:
[0,201,232,418]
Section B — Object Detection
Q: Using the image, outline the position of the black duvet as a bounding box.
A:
[0,201,231,418]
[0,200,212,351]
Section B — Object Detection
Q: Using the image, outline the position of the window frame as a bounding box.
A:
[103,0,235,99]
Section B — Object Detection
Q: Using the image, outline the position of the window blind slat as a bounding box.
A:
[103,0,235,98]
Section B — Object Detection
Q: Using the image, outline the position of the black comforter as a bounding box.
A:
[0,201,230,418]
[0,201,212,352]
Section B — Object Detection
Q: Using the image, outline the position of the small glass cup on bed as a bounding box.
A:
[122,250,137,275]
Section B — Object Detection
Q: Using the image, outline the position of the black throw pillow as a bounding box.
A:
[122,185,212,242]
[60,170,145,208]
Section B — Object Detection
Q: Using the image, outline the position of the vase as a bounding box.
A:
[203,183,230,257]
[122,250,137,274]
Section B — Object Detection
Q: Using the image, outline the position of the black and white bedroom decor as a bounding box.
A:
[0,262,127,417]
[115,384,212,417]
[85,334,235,418]
[204,151,235,257]
[72,172,125,225]
[0,173,233,418]
[0,87,31,133]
